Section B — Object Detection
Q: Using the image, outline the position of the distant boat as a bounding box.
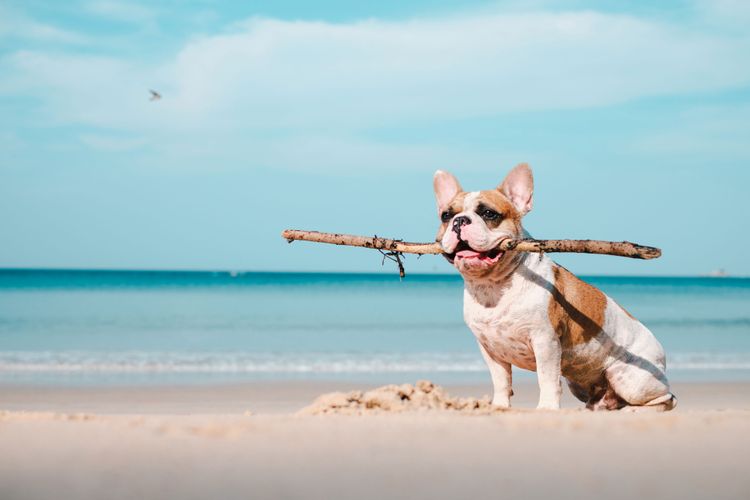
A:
[149,89,162,101]
[707,269,729,277]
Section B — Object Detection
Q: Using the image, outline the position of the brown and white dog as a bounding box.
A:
[434,164,676,411]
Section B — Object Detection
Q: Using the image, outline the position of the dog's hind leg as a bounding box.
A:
[567,376,625,411]
[620,393,677,412]
[587,384,627,411]
[604,356,676,412]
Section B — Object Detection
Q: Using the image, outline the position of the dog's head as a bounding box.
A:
[433,164,533,278]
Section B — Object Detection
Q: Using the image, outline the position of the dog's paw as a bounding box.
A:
[491,398,511,409]
[536,401,561,410]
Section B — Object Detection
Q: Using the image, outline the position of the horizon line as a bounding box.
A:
[0,267,745,279]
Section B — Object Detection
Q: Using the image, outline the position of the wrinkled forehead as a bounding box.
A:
[448,190,517,216]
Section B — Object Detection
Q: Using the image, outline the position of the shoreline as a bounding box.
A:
[1,380,749,500]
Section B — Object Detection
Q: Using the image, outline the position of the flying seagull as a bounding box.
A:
[149,89,162,101]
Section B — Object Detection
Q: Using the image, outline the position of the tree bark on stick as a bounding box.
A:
[281,229,662,260]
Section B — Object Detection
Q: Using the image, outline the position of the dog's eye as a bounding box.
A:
[440,211,452,223]
[480,208,501,221]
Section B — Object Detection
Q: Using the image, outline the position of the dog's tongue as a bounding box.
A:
[456,249,502,262]
[456,249,483,259]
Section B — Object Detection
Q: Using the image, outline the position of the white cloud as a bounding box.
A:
[2,50,145,128]
[9,10,750,127]
[0,5,89,44]
[2,6,750,170]
[165,11,750,126]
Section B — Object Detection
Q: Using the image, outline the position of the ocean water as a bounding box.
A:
[0,270,749,386]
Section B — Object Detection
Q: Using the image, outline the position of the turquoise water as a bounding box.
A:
[1,270,749,385]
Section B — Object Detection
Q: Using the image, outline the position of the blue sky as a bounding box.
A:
[1,0,749,275]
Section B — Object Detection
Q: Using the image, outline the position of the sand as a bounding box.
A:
[1,380,749,500]
[298,379,503,415]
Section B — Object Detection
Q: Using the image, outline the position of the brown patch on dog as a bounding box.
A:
[477,190,519,218]
[435,191,467,241]
[548,265,607,347]
[474,190,521,230]
[447,192,468,215]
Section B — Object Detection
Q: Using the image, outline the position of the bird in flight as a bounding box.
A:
[149,89,162,101]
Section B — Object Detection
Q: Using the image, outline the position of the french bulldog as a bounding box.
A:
[434,164,676,411]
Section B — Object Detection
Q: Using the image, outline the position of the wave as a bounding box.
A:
[0,352,484,373]
[0,351,749,373]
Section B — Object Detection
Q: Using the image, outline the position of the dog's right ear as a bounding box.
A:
[433,170,462,214]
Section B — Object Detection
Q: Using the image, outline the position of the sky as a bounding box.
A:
[1,0,749,275]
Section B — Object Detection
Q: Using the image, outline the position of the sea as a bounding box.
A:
[1,270,749,386]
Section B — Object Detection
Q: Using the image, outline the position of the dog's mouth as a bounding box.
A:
[444,241,504,265]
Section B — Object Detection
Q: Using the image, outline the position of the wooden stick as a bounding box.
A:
[281,229,661,260]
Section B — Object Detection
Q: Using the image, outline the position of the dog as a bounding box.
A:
[433,164,676,411]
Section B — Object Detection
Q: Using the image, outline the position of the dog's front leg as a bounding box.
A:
[531,334,562,410]
[478,343,513,408]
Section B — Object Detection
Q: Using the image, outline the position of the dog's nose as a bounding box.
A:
[452,215,471,235]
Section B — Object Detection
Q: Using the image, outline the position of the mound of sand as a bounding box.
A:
[298,380,503,415]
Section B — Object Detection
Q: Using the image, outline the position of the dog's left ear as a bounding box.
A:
[499,163,533,215]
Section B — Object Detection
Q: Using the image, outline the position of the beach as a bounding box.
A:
[1,380,750,500]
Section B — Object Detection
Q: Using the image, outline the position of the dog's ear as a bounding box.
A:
[499,163,533,215]
[433,170,462,214]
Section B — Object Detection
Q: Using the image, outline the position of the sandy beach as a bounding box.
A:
[1,380,749,500]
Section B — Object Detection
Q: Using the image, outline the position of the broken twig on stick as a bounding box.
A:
[282,229,661,260]
[378,248,406,279]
